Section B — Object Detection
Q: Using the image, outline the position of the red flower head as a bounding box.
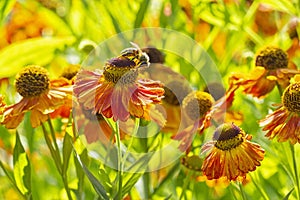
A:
[201,123,265,181]
[74,45,165,122]
[230,46,300,98]
[1,65,72,128]
[260,78,300,144]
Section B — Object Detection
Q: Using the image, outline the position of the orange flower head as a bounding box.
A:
[183,91,214,121]
[15,66,49,97]
[260,81,300,143]
[282,82,300,113]
[201,123,265,181]
[2,65,71,128]
[74,45,164,122]
[255,47,288,70]
[171,91,214,152]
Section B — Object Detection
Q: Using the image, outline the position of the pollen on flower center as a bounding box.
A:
[15,65,50,97]
[183,91,214,121]
[255,47,288,70]
[282,82,300,113]
[213,123,244,151]
[103,57,138,84]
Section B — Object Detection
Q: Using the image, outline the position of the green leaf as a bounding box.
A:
[0,36,76,78]
[257,0,296,14]
[0,0,16,24]
[62,132,73,175]
[121,153,155,198]
[74,152,109,200]
[74,148,88,199]
[283,188,294,200]
[13,132,31,196]
[98,167,112,192]
[134,0,150,28]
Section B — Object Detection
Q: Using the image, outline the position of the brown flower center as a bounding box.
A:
[15,65,50,97]
[183,91,214,121]
[103,57,138,84]
[255,47,288,70]
[61,64,80,80]
[282,82,300,113]
[213,123,244,151]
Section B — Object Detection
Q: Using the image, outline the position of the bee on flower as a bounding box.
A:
[1,65,72,128]
[201,123,265,181]
[230,46,300,98]
[260,75,300,144]
[74,43,165,122]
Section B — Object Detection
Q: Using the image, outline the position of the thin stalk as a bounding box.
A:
[238,181,247,200]
[115,121,123,200]
[151,162,180,197]
[179,170,192,200]
[41,123,62,174]
[47,117,60,153]
[122,118,140,171]
[290,144,300,199]
[42,122,72,200]
[62,174,73,200]
[229,183,239,200]
[249,173,269,200]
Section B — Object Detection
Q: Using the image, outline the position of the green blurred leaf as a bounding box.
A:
[121,153,154,198]
[0,36,75,78]
[74,148,89,199]
[74,152,109,200]
[0,0,16,24]
[257,0,296,14]
[13,132,31,197]
[98,168,112,192]
[283,188,294,200]
[134,0,150,28]
[62,132,73,175]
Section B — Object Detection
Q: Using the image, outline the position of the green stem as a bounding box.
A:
[151,162,180,197]
[62,174,73,200]
[42,122,72,200]
[238,181,247,200]
[276,82,283,97]
[290,143,300,199]
[115,121,123,200]
[41,123,62,174]
[121,118,140,171]
[249,173,269,200]
[179,171,192,200]
[47,117,60,153]
[229,183,239,200]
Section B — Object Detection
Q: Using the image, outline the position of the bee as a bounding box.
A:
[120,42,150,68]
